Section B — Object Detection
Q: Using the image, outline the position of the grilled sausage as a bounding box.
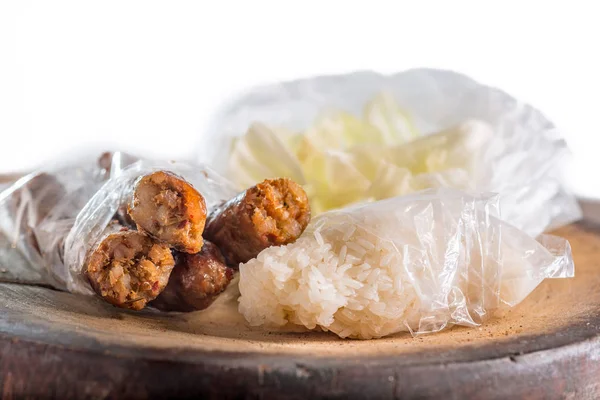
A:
[85,225,175,310]
[204,178,310,266]
[151,241,234,312]
[128,171,207,253]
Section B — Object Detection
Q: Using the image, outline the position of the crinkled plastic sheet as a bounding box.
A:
[64,160,238,294]
[203,68,581,237]
[0,154,115,287]
[0,152,238,295]
[238,189,574,339]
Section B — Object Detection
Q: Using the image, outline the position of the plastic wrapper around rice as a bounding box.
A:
[203,68,581,237]
[238,189,574,339]
[0,152,238,294]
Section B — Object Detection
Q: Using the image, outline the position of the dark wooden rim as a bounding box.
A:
[2,326,600,399]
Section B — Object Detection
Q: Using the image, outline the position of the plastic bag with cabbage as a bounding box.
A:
[204,69,581,237]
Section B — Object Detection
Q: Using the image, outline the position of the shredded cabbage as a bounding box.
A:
[227,92,493,214]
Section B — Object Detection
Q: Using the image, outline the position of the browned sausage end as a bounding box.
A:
[204,178,310,266]
[128,171,207,254]
[86,230,175,310]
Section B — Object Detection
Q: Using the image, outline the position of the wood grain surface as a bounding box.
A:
[0,220,599,399]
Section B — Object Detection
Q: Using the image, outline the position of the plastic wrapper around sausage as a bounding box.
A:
[238,189,574,339]
[63,160,238,295]
[0,151,237,294]
[203,68,581,237]
[0,154,119,287]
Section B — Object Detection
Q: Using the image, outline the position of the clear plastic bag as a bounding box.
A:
[203,69,581,237]
[0,152,238,295]
[63,158,237,294]
[0,153,116,288]
[238,188,574,339]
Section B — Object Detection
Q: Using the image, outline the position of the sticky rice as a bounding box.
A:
[238,189,574,339]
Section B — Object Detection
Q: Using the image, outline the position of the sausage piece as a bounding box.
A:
[128,171,207,254]
[204,178,310,266]
[85,227,175,310]
[150,241,234,312]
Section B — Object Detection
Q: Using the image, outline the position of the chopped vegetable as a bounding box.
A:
[227,92,493,214]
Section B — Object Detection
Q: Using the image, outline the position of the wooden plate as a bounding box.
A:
[1,204,600,399]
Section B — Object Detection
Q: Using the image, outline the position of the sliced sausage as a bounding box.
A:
[86,226,175,310]
[128,171,207,253]
[204,178,310,266]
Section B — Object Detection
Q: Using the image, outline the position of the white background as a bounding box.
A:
[1,1,599,196]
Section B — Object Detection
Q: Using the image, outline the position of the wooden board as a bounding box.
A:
[1,216,600,398]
